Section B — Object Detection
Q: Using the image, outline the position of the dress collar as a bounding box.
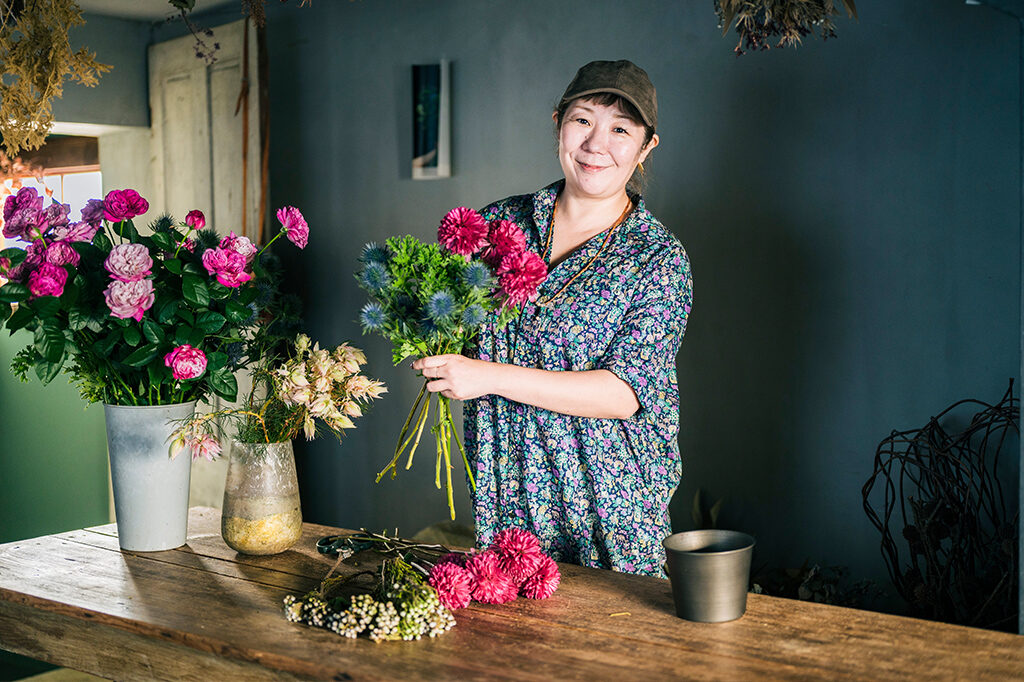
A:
[531,179,647,250]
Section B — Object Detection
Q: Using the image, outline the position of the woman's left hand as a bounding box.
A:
[412,354,493,401]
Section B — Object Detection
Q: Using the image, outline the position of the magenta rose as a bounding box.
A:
[220,231,257,262]
[164,344,207,381]
[27,263,68,299]
[201,247,252,288]
[185,209,205,230]
[276,206,309,249]
[45,241,80,267]
[104,243,153,282]
[103,279,155,321]
[103,189,149,222]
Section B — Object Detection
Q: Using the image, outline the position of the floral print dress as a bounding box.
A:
[463,181,693,577]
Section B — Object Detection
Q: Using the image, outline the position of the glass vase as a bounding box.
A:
[221,440,303,555]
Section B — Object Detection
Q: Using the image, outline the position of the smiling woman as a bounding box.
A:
[411,60,692,577]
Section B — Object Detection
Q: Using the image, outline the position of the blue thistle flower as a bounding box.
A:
[225,342,245,366]
[419,315,440,337]
[360,302,386,331]
[463,261,491,289]
[360,242,391,265]
[425,291,456,321]
[461,304,486,328]
[359,262,390,291]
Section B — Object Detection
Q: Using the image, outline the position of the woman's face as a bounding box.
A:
[556,99,659,201]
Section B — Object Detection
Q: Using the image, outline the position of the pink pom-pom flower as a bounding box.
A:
[497,249,547,307]
[520,554,561,600]
[481,219,527,266]
[491,528,544,584]
[438,206,488,257]
[464,550,518,604]
[428,561,473,610]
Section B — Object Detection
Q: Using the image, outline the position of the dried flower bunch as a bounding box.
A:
[0,0,111,156]
[715,0,858,55]
[357,207,547,520]
[171,333,386,459]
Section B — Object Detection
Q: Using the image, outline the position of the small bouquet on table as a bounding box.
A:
[0,186,309,551]
[357,207,547,519]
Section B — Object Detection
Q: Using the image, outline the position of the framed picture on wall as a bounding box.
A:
[412,60,451,180]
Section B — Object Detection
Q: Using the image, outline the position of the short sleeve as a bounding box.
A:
[598,242,692,422]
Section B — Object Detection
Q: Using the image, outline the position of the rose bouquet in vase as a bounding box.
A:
[172,333,386,554]
[356,207,546,519]
[0,186,309,550]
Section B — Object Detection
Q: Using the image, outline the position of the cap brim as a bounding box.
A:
[560,87,655,129]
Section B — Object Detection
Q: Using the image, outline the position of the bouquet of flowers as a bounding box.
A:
[356,207,546,519]
[170,333,387,459]
[0,186,308,406]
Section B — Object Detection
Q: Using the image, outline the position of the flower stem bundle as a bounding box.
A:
[357,207,546,519]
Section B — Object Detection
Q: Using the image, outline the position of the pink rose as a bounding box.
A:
[45,240,80,267]
[27,263,68,299]
[49,220,99,244]
[219,231,257,262]
[276,206,308,249]
[103,189,149,222]
[104,243,153,282]
[201,247,252,288]
[164,344,207,381]
[103,279,155,321]
[185,209,205,230]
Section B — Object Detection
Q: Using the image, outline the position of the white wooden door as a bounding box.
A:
[149,19,263,509]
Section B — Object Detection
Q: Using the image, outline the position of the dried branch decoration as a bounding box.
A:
[0,0,111,157]
[715,0,858,56]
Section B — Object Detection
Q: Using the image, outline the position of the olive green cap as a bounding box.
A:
[558,60,658,130]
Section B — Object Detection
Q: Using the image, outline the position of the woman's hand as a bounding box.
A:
[412,354,493,401]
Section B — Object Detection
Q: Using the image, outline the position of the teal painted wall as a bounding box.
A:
[0,330,108,544]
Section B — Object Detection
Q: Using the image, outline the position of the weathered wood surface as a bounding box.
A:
[0,508,1021,681]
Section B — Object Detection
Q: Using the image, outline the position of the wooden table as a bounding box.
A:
[0,508,1021,681]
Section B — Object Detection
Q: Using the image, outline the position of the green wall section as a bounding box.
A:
[0,330,108,544]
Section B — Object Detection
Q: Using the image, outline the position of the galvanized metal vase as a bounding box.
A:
[104,401,197,552]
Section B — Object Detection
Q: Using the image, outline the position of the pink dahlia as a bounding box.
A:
[185,209,205,230]
[202,247,252,288]
[27,263,68,299]
[520,555,561,600]
[428,562,473,610]
[103,279,155,321]
[164,345,207,381]
[276,206,309,249]
[105,243,153,282]
[465,550,517,604]
[497,249,547,307]
[103,189,149,222]
[45,241,80,267]
[438,207,488,257]
[491,528,544,584]
[482,219,527,266]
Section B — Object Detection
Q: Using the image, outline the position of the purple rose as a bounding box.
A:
[185,209,205,230]
[201,247,252,288]
[80,198,105,225]
[164,344,207,381]
[3,187,42,222]
[45,241,80,267]
[28,263,68,299]
[103,189,149,222]
[37,202,70,234]
[103,279,155,321]
[50,220,100,244]
[104,243,153,282]
[219,231,256,262]
[276,206,308,249]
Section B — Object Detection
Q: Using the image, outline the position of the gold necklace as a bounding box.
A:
[535,195,633,307]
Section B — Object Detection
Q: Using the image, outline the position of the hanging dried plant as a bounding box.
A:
[0,0,111,157]
[0,149,46,196]
[715,0,858,56]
